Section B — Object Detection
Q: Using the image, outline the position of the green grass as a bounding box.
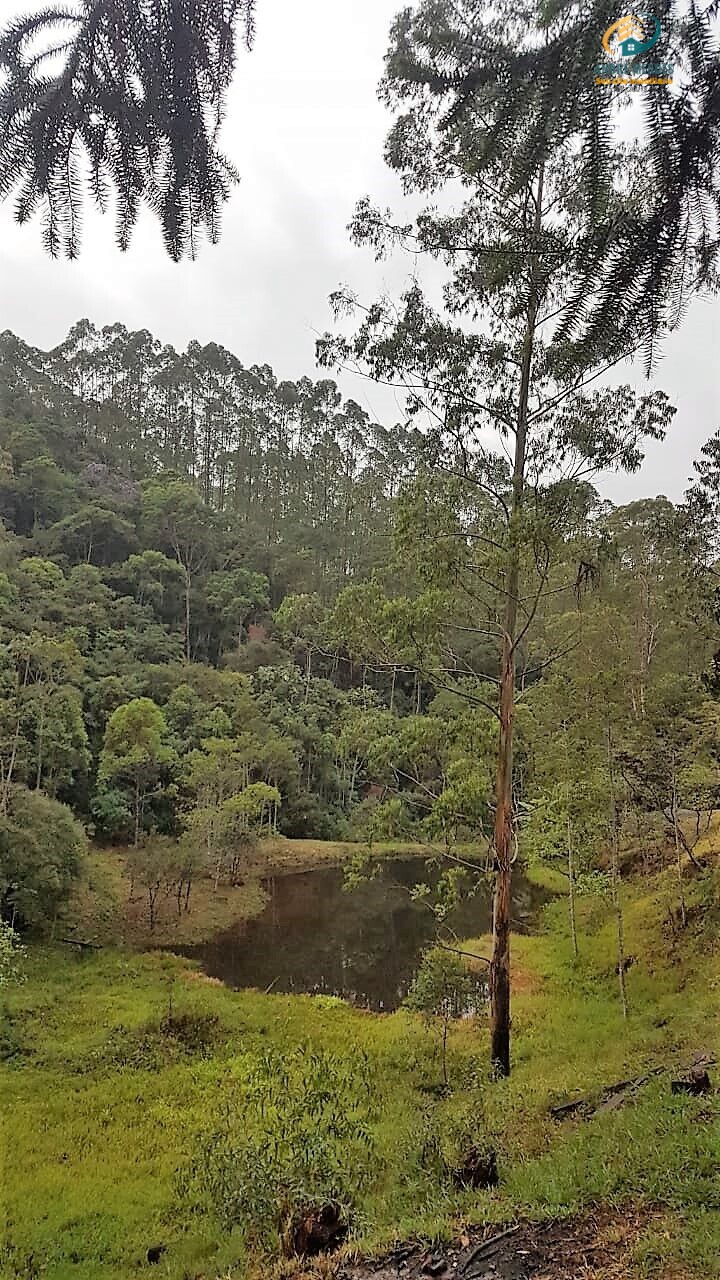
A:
[2,856,719,1280]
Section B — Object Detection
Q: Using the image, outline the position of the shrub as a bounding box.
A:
[180,1044,381,1253]
[0,786,87,929]
[404,947,479,1089]
[0,920,24,989]
[87,1011,223,1072]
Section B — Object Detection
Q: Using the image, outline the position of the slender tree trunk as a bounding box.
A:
[35,701,45,790]
[606,728,628,1019]
[184,567,192,662]
[612,855,628,1020]
[671,749,687,928]
[567,811,579,959]
[134,778,141,848]
[3,661,30,815]
[348,753,360,808]
[488,166,543,1078]
[562,726,579,958]
[490,623,516,1076]
[148,882,159,932]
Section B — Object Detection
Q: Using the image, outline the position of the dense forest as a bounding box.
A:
[1,317,719,947]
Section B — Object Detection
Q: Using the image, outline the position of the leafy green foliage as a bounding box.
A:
[98,698,176,845]
[0,786,87,928]
[405,946,478,1088]
[378,0,720,362]
[0,309,715,950]
[0,919,24,989]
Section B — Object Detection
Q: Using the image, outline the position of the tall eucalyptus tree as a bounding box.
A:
[318,0,691,1075]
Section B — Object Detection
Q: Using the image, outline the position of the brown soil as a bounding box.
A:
[508,962,541,996]
[335,1207,671,1280]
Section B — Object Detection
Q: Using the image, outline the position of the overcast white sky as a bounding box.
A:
[0,0,717,503]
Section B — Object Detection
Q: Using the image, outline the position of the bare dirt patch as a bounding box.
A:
[335,1208,666,1280]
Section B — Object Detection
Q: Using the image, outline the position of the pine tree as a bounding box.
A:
[380,0,720,365]
[0,0,256,259]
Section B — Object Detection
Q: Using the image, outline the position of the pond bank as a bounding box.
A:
[182,856,548,1010]
[67,838,459,949]
[6,856,719,1280]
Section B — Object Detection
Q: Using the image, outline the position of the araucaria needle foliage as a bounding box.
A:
[381,0,720,365]
[0,0,256,258]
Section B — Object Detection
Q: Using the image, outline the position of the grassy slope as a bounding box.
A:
[67,838,426,947]
[2,853,719,1280]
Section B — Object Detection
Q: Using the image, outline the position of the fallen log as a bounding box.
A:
[459,1227,520,1280]
[59,938,102,951]
[422,1254,447,1277]
[549,1098,590,1120]
[551,1068,664,1120]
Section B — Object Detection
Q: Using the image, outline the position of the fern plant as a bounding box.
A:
[0,0,256,259]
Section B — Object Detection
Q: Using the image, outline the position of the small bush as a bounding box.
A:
[404,947,479,1089]
[159,1009,221,1051]
[179,1044,381,1254]
[399,1083,497,1199]
[0,1016,27,1064]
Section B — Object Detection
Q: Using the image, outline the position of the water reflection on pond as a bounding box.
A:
[184,856,546,1011]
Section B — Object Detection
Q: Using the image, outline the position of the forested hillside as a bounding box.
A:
[0,320,421,898]
[1,317,719,950]
[0,320,418,584]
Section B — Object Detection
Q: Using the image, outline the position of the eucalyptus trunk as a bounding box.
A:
[184,567,192,662]
[488,166,543,1077]
[35,701,45,791]
[567,813,579,959]
[606,727,629,1019]
[134,778,141,848]
[671,749,687,928]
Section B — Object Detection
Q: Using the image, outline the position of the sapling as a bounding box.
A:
[405,947,477,1090]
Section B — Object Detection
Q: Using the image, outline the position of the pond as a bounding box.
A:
[184,856,548,1011]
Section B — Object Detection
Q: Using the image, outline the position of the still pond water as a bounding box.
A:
[186,856,546,1011]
